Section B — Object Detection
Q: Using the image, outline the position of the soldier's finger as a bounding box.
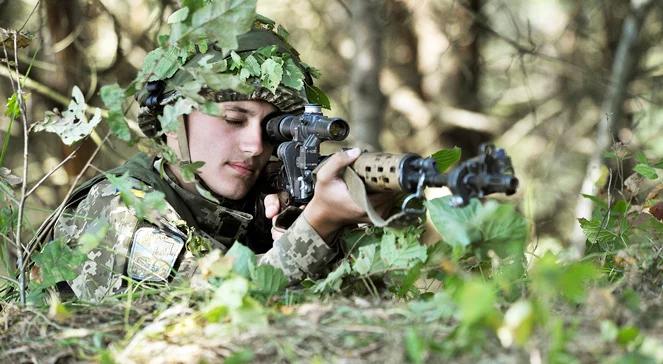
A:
[316,148,361,182]
[264,194,280,219]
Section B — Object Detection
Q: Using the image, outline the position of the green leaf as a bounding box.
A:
[243,55,261,76]
[617,326,640,347]
[104,172,167,220]
[635,152,649,165]
[180,160,205,182]
[455,279,495,326]
[312,260,351,294]
[32,86,102,145]
[168,7,190,24]
[158,98,196,133]
[431,147,461,173]
[251,264,287,296]
[305,84,330,109]
[530,252,600,303]
[224,350,254,364]
[653,160,663,169]
[260,58,283,93]
[226,242,256,279]
[32,239,86,288]
[229,51,243,70]
[634,163,658,180]
[100,84,125,111]
[4,93,20,119]
[578,217,618,245]
[180,0,256,50]
[282,58,305,90]
[138,47,185,82]
[379,231,427,270]
[426,197,528,256]
[352,244,377,275]
[107,111,132,142]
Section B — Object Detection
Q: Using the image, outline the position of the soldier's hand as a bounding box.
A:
[303,148,367,240]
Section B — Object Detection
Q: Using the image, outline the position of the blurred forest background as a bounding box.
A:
[1,0,662,257]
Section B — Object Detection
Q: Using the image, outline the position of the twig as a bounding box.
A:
[25,142,82,197]
[18,0,41,33]
[3,30,31,306]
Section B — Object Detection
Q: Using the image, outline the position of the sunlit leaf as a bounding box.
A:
[282,58,304,90]
[32,86,102,145]
[158,97,196,132]
[260,58,283,93]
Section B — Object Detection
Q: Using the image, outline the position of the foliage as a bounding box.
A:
[32,86,102,145]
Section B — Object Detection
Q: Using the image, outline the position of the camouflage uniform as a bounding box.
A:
[53,155,337,302]
[48,21,337,302]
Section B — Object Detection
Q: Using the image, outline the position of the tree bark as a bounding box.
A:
[350,0,386,151]
[44,0,95,178]
[570,0,655,255]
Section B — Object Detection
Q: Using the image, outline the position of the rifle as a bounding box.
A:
[264,105,519,227]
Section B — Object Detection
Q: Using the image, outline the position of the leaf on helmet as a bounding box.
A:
[176,0,256,51]
[305,84,330,109]
[158,97,196,133]
[243,55,261,76]
[137,47,186,83]
[282,58,304,90]
[260,58,283,93]
[32,86,102,145]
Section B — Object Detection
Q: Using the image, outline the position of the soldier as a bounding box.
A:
[50,18,378,302]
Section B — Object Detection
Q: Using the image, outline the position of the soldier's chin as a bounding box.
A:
[215,182,250,200]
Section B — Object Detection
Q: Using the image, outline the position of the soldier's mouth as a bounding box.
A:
[227,162,254,176]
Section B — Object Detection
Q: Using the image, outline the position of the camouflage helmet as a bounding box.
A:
[136,19,315,139]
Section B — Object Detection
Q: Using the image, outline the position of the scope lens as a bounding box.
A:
[328,119,349,140]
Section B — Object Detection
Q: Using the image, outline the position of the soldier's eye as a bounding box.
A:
[223,116,246,125]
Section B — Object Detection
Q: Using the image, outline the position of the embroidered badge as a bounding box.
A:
[127,226,185,282]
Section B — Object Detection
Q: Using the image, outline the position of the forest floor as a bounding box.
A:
[1,262,662,364]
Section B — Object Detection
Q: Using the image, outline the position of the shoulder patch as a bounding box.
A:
[127,226,185,282]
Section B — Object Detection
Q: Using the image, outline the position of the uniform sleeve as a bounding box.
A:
[54,180,139,302]
[257,215,337,284]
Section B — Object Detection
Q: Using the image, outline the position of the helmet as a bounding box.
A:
[136,18,318,140]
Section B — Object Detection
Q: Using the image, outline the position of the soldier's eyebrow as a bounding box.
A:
[224,106,255,116]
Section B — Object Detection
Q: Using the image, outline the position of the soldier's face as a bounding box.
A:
[185,100,276,199]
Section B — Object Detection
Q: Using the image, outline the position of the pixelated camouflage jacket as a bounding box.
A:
[49,153,337,302]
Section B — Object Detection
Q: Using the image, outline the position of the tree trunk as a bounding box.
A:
[350,0,386,151]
